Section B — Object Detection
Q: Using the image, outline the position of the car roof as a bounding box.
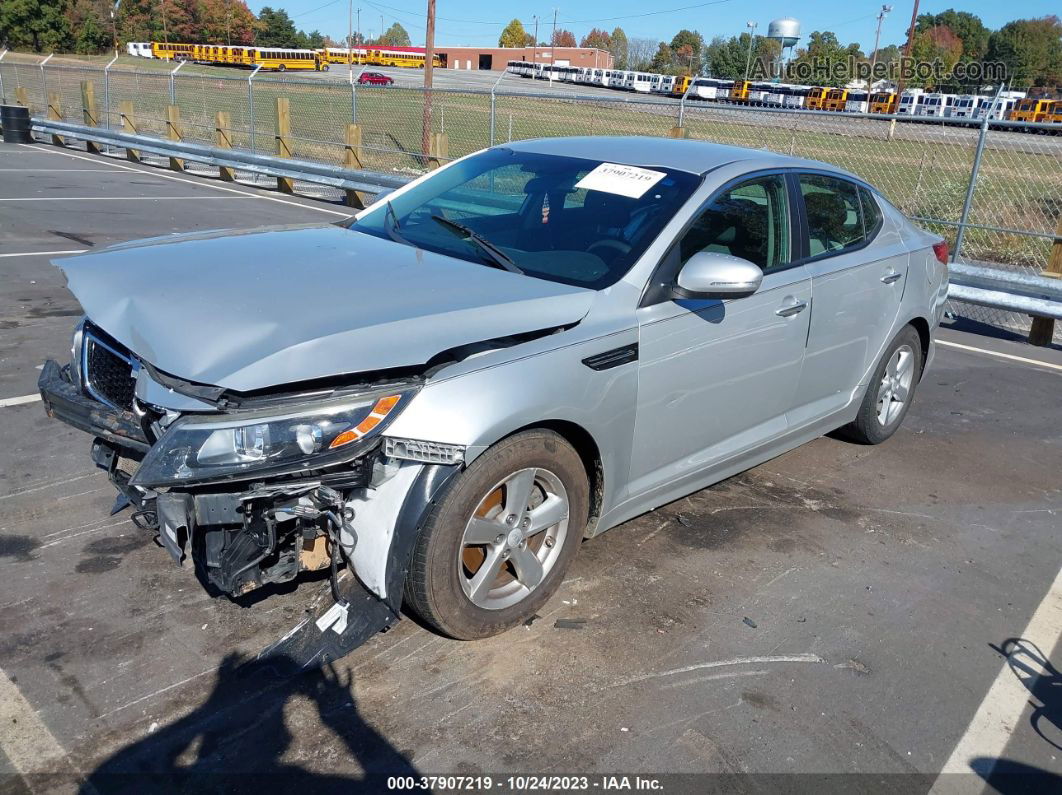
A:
[504,136,862,181]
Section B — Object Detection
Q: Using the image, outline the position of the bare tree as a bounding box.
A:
[626,37,658,70]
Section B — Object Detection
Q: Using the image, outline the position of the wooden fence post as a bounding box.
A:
[14,86,28,108]
[165,105,184,172]
[215,111,235,181]
[343,123,366,208]
[1028,213,1062,346]
[119,100,140,162]
[427,132,448,170]
[81,81,100,155]
[668,125,688,139]
[275,97,293,194]
[47,92,63,146]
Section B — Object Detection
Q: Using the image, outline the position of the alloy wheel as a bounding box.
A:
[876,344,915,426]
[458,468,570,610]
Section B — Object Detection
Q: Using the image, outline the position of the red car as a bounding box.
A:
[358,71,394,86]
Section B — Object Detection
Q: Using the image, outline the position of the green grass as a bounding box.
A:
[3,51,1057,269]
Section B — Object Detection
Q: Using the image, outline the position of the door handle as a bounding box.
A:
[881,271,903,284]
[775,300,808,318]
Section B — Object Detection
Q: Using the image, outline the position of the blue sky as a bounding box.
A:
[246,0,1056,49]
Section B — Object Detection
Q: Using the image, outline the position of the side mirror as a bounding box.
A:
[674,252,763,299]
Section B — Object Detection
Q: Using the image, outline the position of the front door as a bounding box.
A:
[629,173,811,501]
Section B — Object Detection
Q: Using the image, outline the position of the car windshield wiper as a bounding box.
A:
[431,215,524,275]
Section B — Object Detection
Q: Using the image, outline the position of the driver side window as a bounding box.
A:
[678,175,790,272]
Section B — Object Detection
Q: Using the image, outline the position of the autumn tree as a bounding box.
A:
[197,0,257,46]
[551,28,575,48]
[499,18,528,48]
[916,9,990,63]
[580,28,610,50]
[910,26,963,88]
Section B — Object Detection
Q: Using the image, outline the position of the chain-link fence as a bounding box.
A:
[3,58,1060,339]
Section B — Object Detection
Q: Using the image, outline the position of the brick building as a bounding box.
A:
[436,46,613,72]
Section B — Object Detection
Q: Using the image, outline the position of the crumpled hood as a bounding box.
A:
[57,224,594,392]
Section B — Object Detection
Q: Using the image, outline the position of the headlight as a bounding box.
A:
[130,387,417,487]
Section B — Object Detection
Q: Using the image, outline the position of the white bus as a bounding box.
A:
[126,42,153,58]
[917,93,957,117]
[656,75,677,94]
[844,89,869,113]
[784,85,809,109]
[625,72,656,93]
[897,89,924,115]
[608,70,630,89]
[950,94,987,119]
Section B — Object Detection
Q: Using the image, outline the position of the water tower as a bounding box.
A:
[767,17,801,63]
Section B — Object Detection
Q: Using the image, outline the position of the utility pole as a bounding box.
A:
[868,5,893,91]
[895,0,920,98]
[743,21,758,82]
[112,1,121,56]
[550,8,557,69]
[348,0,353,80]
[422,0,436,165]
[159,0,169,46]
[533,16,539,66]
[381,15,385,44]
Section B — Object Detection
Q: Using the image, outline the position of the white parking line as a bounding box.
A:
[937,339,1062,373]
[0,168,121,172]
[23,144,352,217]
[0,666,96,792]
[932,565,1062,784]
[0,249,87,258]
[0,196,256,201]
[0,394,40,408]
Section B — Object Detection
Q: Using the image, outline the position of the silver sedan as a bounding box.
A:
[40,137,949,654]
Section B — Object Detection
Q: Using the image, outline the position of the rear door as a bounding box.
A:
[788,173,909,426]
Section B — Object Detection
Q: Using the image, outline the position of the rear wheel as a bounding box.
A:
[405,430,588,639]
[841,325,923,444]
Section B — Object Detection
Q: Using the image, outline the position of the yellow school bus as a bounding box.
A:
[823,88,848,112]
[1009,98,1052,123]
[151,42,195,60]
[191,44,253,67]
[1045,100,1062,126]
[321,47,369,65]
[728,80,753,103]
[671,75,692,96]
[805,87,829,110]
[247,48,326,71]
[365,47,443,69]
[869,91,898,114]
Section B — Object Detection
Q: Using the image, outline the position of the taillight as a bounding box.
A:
[932,240,949,265]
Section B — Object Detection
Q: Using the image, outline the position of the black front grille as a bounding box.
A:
[85,336,137,410]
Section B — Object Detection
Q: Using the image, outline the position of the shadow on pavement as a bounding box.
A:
[83,652,419,793]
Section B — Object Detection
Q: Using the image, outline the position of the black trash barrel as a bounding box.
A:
[1,105,32,144]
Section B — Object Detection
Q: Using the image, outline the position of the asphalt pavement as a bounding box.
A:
[0,140,1060,793]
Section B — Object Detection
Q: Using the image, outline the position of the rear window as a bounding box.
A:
[799,175,865,257]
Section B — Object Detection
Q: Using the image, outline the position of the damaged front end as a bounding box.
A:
[39,321,463,664]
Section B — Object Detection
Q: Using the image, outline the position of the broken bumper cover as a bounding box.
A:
[38,359,150,454]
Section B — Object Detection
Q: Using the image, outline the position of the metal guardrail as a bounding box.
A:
[20,116,1062,330]
[30,117,412,195]
[948,262,1062,320]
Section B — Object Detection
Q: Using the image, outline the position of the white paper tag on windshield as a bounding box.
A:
[576,163,666,199]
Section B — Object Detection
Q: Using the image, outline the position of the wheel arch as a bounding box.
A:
[906,315,931,372]
[496,419,605,535]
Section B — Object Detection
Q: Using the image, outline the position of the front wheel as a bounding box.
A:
[404,430,588,639]
[841,325,923,444]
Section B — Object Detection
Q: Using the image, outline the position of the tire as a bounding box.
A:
[404,429,589,640]
[840,325,923,445]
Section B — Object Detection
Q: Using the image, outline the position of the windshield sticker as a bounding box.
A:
[576,163,667,199]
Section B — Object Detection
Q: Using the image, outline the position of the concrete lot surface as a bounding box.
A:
[0,141,1060,793]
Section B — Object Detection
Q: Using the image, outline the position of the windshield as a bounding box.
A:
[350,148,700,289]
